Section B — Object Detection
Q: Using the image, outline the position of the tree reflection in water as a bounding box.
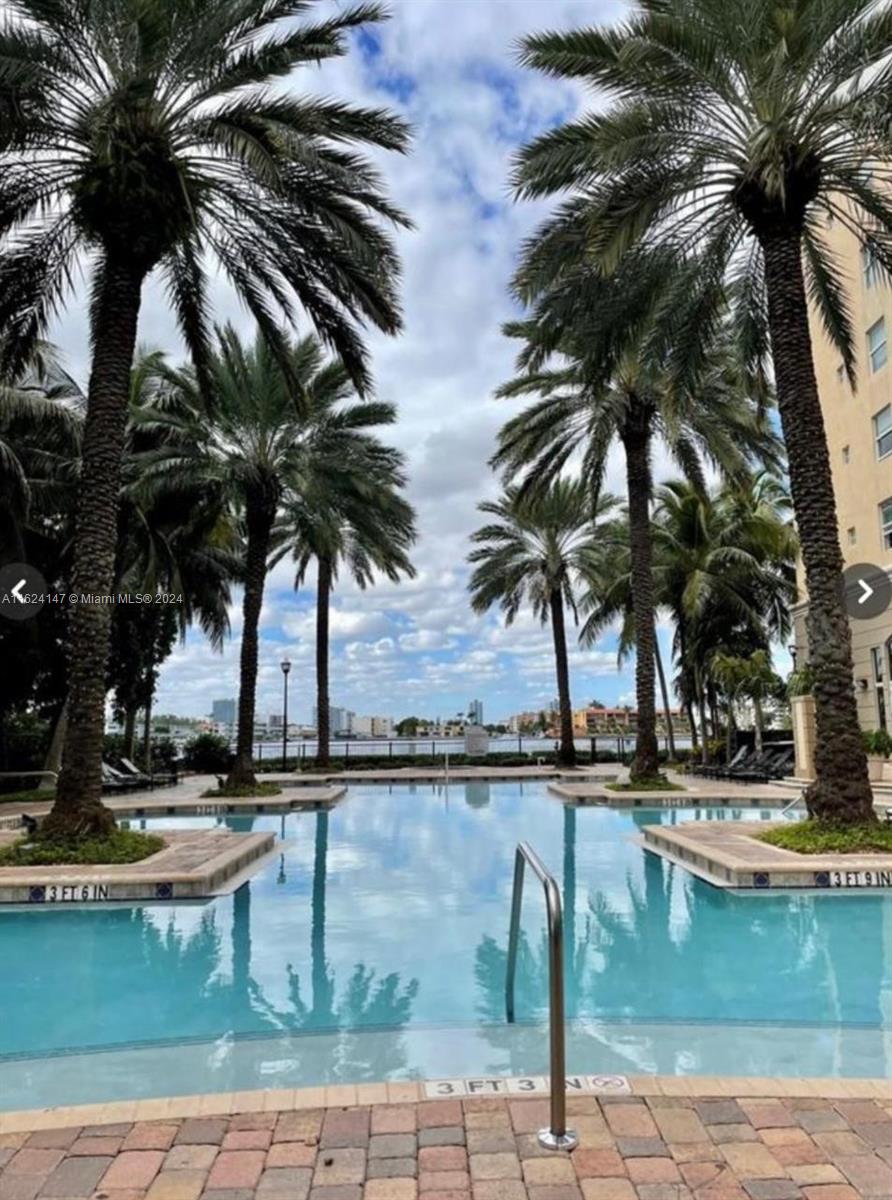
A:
[228,810,419,1084]
[474,804,891,1077]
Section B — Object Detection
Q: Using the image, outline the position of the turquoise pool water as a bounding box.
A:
[1,782,890,1108]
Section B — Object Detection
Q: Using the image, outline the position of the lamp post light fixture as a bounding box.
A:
[280,657,292,772]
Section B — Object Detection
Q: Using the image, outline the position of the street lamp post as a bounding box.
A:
[281,657,292,772]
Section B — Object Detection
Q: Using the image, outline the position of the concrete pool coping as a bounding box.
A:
[642,820,892,891]
[0,828,275,904]
[0,1073,889,1134]
[0,780,346,824]
[548,778,791,805]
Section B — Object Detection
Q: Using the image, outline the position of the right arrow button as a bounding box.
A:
[841,562,892,621]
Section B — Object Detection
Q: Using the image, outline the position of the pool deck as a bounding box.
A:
[1,1078,890,1200]
[642,821,892,891]
[0,828,276,904]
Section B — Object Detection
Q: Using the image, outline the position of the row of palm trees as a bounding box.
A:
[469,473,795,770]
[477,0,891,823]
[0,0,414,835]
[1,330,416,795]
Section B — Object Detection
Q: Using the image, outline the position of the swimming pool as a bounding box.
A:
[1,782,890,1109]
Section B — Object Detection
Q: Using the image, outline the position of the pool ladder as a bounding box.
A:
[505,841,578,1152]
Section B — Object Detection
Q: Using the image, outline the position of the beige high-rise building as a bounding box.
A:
[795,214,892,741]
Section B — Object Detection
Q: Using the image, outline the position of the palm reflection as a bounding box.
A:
[228,810,419,1083]
[474,805,891,1077]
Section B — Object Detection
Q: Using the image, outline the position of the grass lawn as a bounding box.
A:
[0,829,164,866]
[605,778,686,793]
[758,822,892,855]
[200,781,282,799]
[0,789,54,806]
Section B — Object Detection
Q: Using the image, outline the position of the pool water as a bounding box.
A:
[1,782,890,1109]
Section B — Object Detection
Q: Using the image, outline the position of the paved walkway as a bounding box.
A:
[3,1090,892,1200]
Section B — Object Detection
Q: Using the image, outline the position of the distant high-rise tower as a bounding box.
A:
[212,698,236,725]
[469,698,484,725]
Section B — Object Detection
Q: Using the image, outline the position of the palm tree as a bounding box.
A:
[578,514,678,759]
[513,0,891,821]
[0,0,410,837]
[146,328,405,788]
[0,350,82,563]
[0,354,81,760]
[652,477,796,760]
[282,464,417,769]
[712,650,784,759]
[494,248,778,781]
[468,481,617,767]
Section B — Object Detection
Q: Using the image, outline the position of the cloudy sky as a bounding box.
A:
[54,0,689,727]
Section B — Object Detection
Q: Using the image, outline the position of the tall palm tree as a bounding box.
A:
[0,0,410,837]
[282,466,417,769]
[494,248,778,781]
[146,328,405,788]
[578,514,678,760]
[468,481,617,767]
[512,0,892,821]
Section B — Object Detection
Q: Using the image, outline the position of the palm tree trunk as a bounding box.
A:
[315,557,332,769]
[142,697,153,773]
[759,228,873,824]
[46,258,145,840]
[40,699,68,790]
[753,696,764,757]
[123,706,138,761]
[696,671,709,764]
[548,585,576,767]
[621,408,660,782]
[708,682,720,742]
[227,492,275,789]
[677,623,699,751]
[685,700,699,751]
[654,637,676,759]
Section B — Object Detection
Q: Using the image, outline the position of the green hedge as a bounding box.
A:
[254,747,693,773]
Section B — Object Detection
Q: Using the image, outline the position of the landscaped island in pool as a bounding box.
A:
[0,781,889,1110]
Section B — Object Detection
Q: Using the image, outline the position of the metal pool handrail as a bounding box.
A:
[505,841,578,1152]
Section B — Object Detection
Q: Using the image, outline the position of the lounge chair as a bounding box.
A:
[101,762,143,793]
[696,745,750,779]
[736,746,794,783]
[719,749,776,781]
[119,757,177,788]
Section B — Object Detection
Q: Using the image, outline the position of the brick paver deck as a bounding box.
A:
[3,1090,892,1200]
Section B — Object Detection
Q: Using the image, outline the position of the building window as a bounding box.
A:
[842,444,850,463]
[868,318,888,372]
[862,245,881,289]
[874,646,886,683]
[881,497,892,550]
[875,404,892,459]
[847,526,857,545]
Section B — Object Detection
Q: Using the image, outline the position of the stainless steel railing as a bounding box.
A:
[505,841,578,1151]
